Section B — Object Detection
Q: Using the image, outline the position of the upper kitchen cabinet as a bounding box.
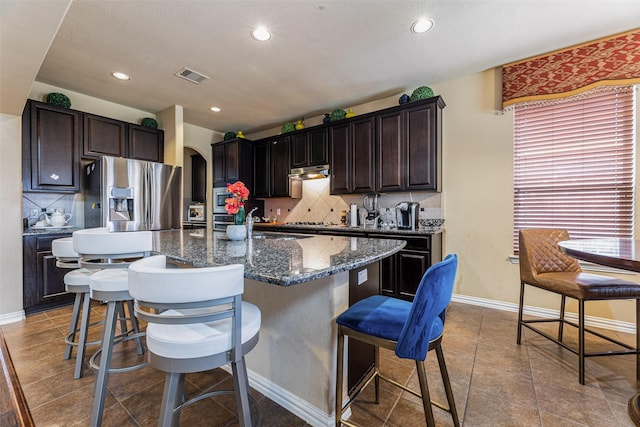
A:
[22,100,81,193]
[83,113,127,158]
[329,116,376,195]
[377,96,445,192]
[212,138,253,188]
[252,135,291,198]
[128,124,164,162]
[291,127,328,168]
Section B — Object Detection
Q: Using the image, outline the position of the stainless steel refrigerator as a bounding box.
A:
[84,156,182,231]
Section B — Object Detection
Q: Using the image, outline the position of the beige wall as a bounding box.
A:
[0,114,24,318]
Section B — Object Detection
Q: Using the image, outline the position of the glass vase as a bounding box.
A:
[235,206,246,225]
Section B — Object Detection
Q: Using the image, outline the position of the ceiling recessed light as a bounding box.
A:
[210,107,221,112]
[411,18,434,34]
[251,26,271,42]
[111,71,130,81]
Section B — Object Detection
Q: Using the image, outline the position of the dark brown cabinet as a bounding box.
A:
[252,136,291,198]
[374,233,442,301]
[22,100,81,193]
[252,140,271,198]
[270,136,291,197]
[128,124,164,162]
[377,97,444,192]
[329,116,376,195]
[191,154,206,202]
[83,113,127,158]
[23,233,74,314]
[291,127,328,168]
[212,138,253,188]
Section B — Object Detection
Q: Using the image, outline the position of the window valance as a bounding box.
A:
[502,29,640,109]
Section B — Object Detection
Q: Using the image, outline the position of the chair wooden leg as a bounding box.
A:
[435,345,460,427]
[335,326,345,427]
[64,292,83,360]
[558,295,566,342]
[578,299,585,385]
[158,372,183,427]
[232,357,252,427]
[416,360,436,427]
[517,281,525,345]
[636,299,640,381]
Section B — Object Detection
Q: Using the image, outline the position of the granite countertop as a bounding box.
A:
[254,222,443,236]
[152,229,406,286]
[22,227,82,236]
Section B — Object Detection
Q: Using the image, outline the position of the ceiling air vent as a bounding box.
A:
[174,67,209,84]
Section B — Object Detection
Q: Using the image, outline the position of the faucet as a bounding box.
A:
[247,207,258,223]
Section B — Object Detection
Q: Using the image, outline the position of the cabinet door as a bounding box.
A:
[212,143,226,187]
[224,141,240,183]
[191,154,206,202]
[253,141,271,197]
[405,102,439,190]
[128,124,164,162]
[83,113,126,158]
[308,127,328,165]
[329,123,350,194]
[397,250,429,300]
[351,117,376,194]
[25,101,81,192]
[38,252,68,300]
[379,254,397,298]
[377,111,404,192]
[270,137,290,197]
[290,133,308,168]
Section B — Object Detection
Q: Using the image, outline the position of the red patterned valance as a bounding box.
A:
[502,29,640,108]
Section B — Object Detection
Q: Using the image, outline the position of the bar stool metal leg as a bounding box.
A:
[91,300,118,427]
[335,327,345,427]
[435,345,460,427]
[73,292,92,379]
[63,292,83,360]
[415,360,435,426]
[232,357,252,427]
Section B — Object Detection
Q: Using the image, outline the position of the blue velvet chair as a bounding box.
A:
[335,254,460,427]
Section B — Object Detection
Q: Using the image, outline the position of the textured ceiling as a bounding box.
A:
[34,1,640,134]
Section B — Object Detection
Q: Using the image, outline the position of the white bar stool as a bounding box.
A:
[52,237,102,379]
[72,228,152,427]
[128,255,261,427]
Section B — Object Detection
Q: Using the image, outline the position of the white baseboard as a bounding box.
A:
[0,310,25,325]
[452,293,636,334]
[220,365,334,427]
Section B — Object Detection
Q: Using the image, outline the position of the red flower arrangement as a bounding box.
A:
[225,181,250,224]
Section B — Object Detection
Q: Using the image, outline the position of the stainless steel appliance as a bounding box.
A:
[85,156,182,231]
[395,202,420,230]
[212,186,264,231]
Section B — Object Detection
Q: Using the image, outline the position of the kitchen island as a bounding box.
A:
[151,229,406,426]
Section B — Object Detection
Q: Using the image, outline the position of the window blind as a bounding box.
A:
[513,86,635,252]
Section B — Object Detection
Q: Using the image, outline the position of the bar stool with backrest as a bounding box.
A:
[518,228,640,384]
[335,254,460,427]
[128,254,261,427]
[52,237,104,379]
[73,227,152,427]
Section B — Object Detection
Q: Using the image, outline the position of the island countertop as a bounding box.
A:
[151,229,406,286]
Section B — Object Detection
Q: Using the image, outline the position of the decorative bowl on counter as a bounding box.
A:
[419,219,445,231]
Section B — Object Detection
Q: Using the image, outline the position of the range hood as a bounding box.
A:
[288,164,330,180]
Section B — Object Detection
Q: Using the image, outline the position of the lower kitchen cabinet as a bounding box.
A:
[370,233,442,301]
[23,233,74,314]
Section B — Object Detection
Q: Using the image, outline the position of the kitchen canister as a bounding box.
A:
[349,204,358,227]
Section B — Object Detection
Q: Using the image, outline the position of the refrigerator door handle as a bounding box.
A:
[144,163,152,229]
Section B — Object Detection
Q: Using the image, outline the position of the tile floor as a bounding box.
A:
[1,301,638,426]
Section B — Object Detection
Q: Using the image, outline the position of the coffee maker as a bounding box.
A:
[395,202,420,230]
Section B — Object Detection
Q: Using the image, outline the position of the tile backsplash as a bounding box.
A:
[22,193,84,228]
[260,178,442,224]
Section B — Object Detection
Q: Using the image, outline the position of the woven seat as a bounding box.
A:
[517,229,640,384]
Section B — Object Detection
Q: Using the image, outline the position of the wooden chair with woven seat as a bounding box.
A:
[517,228,640,384]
